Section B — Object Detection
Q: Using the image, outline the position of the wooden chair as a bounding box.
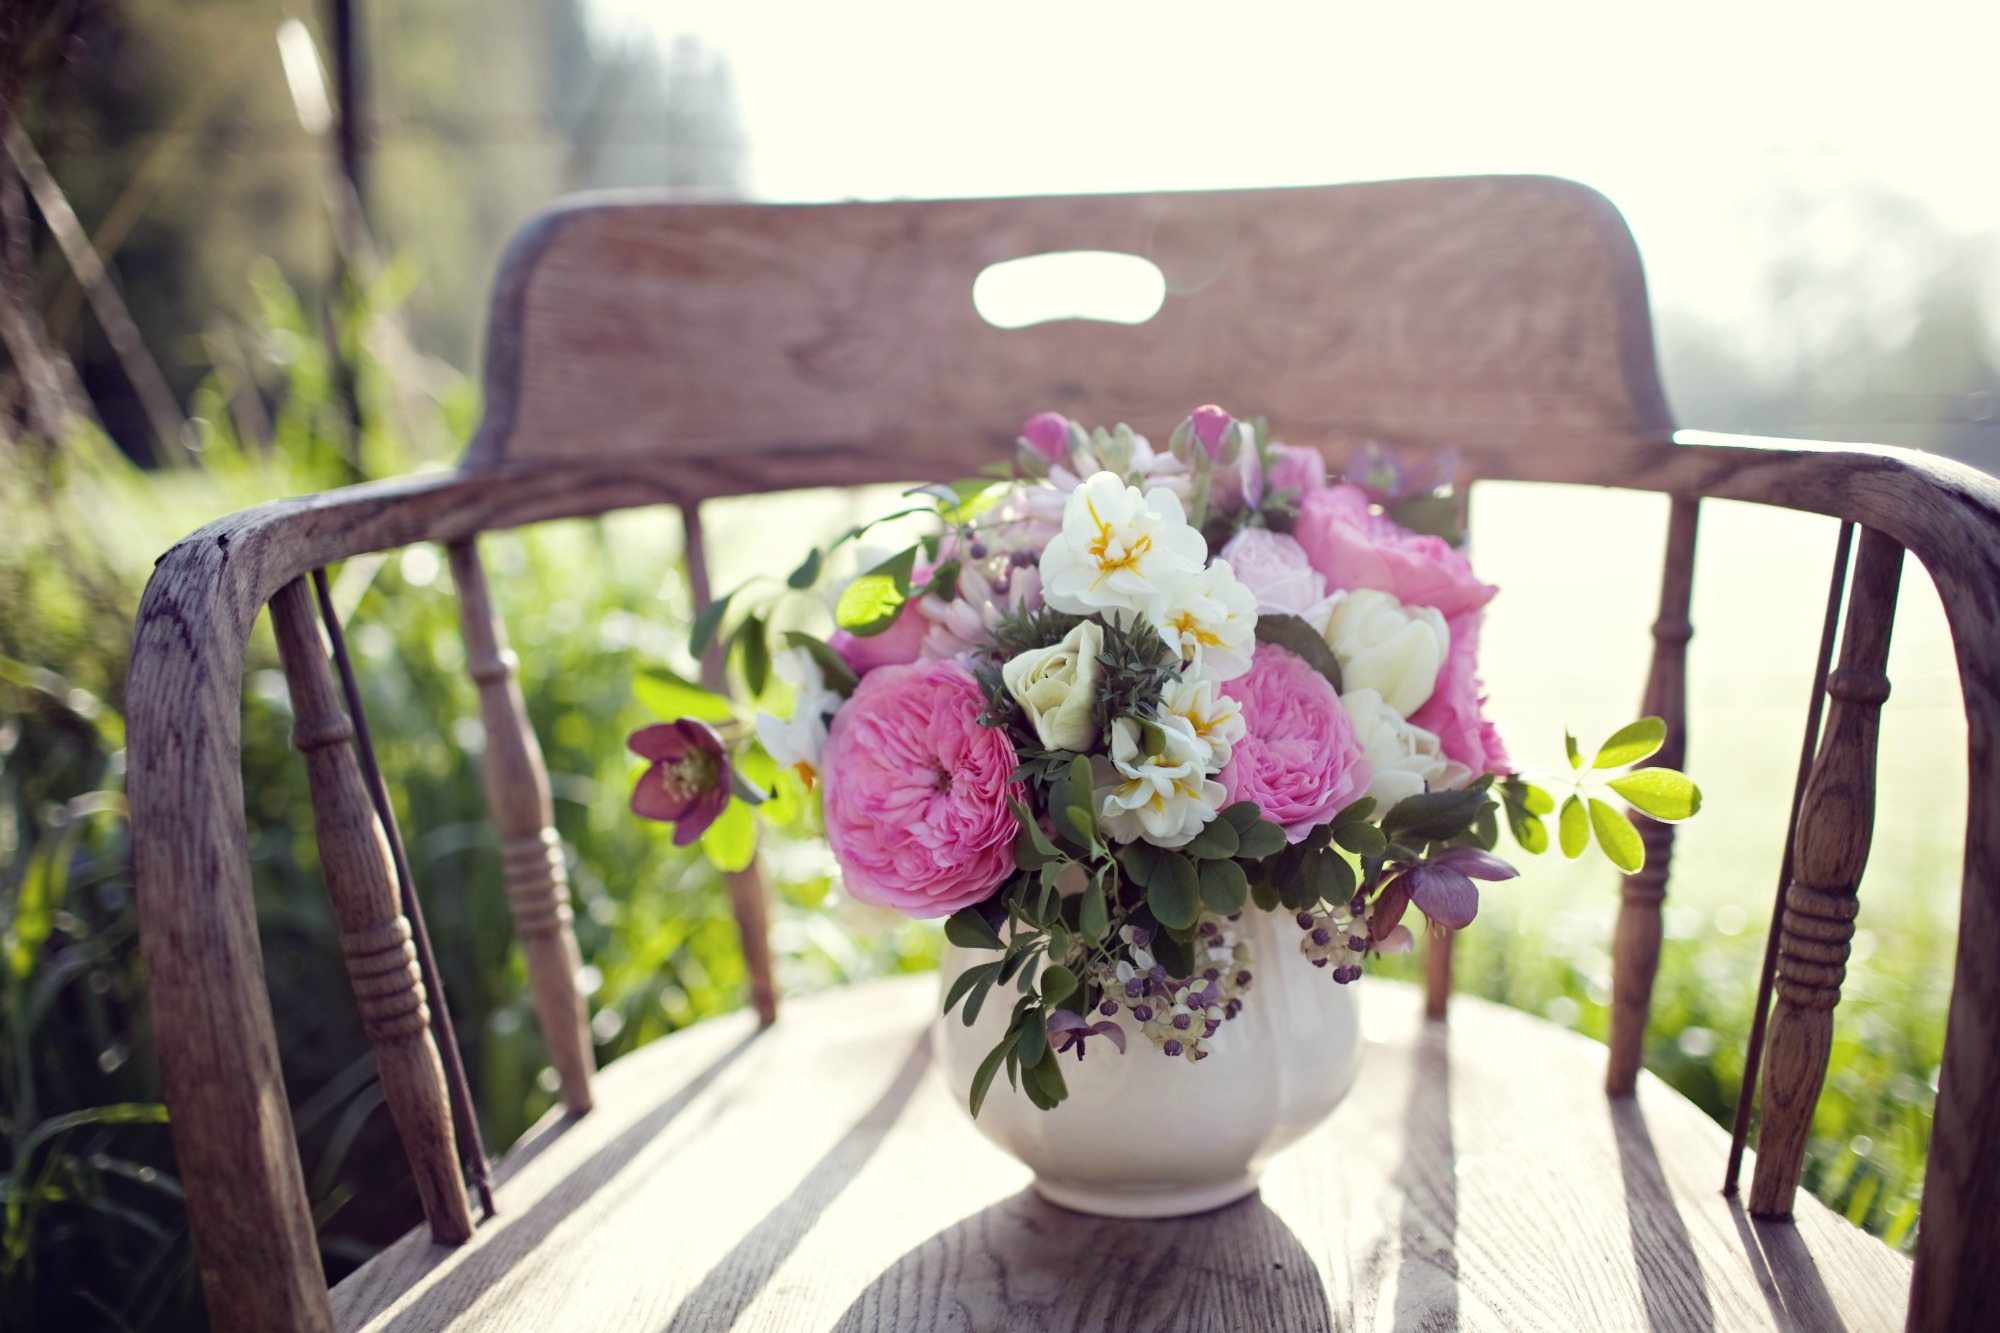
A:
[127,176,2000,1331]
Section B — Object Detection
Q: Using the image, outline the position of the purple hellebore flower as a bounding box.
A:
[1396,845,1517,931]
[1047,1009,1126,1060]
[628,719,732,847]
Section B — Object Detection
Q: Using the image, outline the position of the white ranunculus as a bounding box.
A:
[1001,619,1105,752]
[1341,687,1469,808]
[1158,672,1246,772]
[1149,559,1259,682]
[1218,528,1326,615]
[1315,587,1449,716]
[1096,714,1226,849]
[1040,472,1209,623]
[754,648,838,779]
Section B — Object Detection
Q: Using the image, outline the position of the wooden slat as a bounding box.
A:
[1607,496,1699,1096]
[464,178,1675,472]
[447,539,596,1112]
[329,974,1909,1332]
[268,578,475,1244]
[1750,529,1904,1217]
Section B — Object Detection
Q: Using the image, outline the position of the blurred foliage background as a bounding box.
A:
[2,0,1994,1327]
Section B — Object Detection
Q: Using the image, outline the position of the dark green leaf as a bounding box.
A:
[736,615,771,697]
[945,907,1005,952]
[1185,818,1239,860]
[787,547,824,589]
[968,1028,1020,1118]
[1220,800,1265,832]
[1333,797,1377,826]
[1198,858,1249,914]
[1146,852,1201,930]
[1016,1011,1048,1068]
[1041,964,1078,1006]
[1253,613,1343,693]
[963,967,1001,1026]
[1304,850,1356,904]
[782,631,860,695]
[1333,822,1386,857]
[1609,768,1702,821]
[1080,874,1109,943]
[1250,879,1281,912]
[689,591,735,658]
[1517,815,1549,855]
[943,961,1000,1016]
[1233,819,1287,860]
[1383,787,1489,842]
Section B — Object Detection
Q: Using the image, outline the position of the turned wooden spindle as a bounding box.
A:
[1749,529,1903,1217]
[447,540,596,1113]
[1607,497,1699,1097]
[269,579,473,1244]
[681,503,779,1027]
[1423,928,1453,1020]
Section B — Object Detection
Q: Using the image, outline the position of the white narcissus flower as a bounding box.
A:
[1340,687,1471,808]
[754,648,839,780]
[1150,559,1258,683]
[1095,714,1227,849]
[1039,472,1208,623]
[1000,619,1105,752]
[1314,587,1449,716]
[1158,672,1246,771]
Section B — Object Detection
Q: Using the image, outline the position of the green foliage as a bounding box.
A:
[1252,613,1344,693]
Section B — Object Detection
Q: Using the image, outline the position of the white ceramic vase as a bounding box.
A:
[933,907,1363,1218]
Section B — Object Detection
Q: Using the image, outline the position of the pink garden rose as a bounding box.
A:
[1221,643,1371,843]
[821,659,1022,917]
[1265,442,1328,498]
[1292,484,1495,618]
[1409,613,1510,776]
[1218,528,1326,615]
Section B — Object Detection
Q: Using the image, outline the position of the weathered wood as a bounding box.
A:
[1423,926,1453,1020]
[680,503,778,1027]
[328,975,1910,1331]
[464,179,1675,472]
[447,539,596,1111]
[1750,529,1903,1218]
[268,578,475,1246]
[1607,496,1699,1097]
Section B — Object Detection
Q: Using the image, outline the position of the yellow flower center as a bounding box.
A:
[1086,494,1152,587]
[1169,611,1223,648]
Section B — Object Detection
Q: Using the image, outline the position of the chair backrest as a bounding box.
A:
[124,177,2000,1333]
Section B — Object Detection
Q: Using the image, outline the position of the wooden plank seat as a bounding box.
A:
[126,177,2000,1329]
[327,976,1909,1331]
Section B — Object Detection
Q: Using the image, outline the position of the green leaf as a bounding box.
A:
[944,960,1000,1016]
[697,799,756,872]
[1220,801,1265,832]
[689,591,735,658]
[962,967,1001,1026]
[1517,816,1549,855]
[1304,850,1356,904]
[968,1028,1020,1118]
[1022,1047,1069,1110]
[782,631,859,695]
[736,615,771,697]
[1609,768,1703,822]
[1333,822,1386,857]
[1253,613,1343,693]
[1016,1011,1049,1067]
[1184,818,1239,860]
[1041,964,1079,1006]
[1198,857,1249,915]
[787,547,824,589]
[1565,731,1583,770]
[1383,787,1489,842]
[834,546,920,636]
[1589,798,1645,873]
[1233,819,1287,860]
[1520,782,1556,816]
[1333,797,1377,827]
[1593,716,1667,769]
[1250,879,1281,912]
[945,907,1005,951]
[1558,795,1589,859]
[1145,852,1201,930]
[634,671,734,722]
[1010,799,1061,859]
[1080,873,1109,943]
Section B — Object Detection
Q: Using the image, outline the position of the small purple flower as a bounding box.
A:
[1349,440,1462,504]
[1396,845,1518,931]
[1047,1009,1126,1060]
[1162,1039,1184,1058]
[628,720,731,847]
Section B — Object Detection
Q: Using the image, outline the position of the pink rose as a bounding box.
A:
[1409,613,1510,776]
[821,659,1022,917]
[1221,643,1371,843]
[1266,443,1327,498]
[1020,411,1075,465]
[1292,484,1495,617]
[1218,528,1326,615]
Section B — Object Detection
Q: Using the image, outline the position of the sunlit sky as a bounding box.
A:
[588,0,1999,353]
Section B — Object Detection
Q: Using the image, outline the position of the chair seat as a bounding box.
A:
[330,975,1909,1331]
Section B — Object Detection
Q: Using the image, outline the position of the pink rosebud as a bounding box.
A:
[1019,411,1074,465]
[1189,404,1236,456]
[628,719,732,846]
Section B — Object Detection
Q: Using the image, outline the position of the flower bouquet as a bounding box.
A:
[629,405,1698,1214]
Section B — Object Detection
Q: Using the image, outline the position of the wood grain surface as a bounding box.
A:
[328,974,1908,1332]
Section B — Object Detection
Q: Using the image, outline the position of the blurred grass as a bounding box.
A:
[0,276,1961,1328]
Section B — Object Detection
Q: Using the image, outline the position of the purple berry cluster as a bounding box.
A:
[1088,920,1255,1063]
[1296,908,1367,983]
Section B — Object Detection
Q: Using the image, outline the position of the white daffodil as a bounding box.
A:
[1040,472,1208,623]
[1158,672,1247,772]
[1149,558,1259,682]
[1314,587,1449,716]
[753,648,838,781]
[1341,687,1471,808]
[1096,714,1227,849]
